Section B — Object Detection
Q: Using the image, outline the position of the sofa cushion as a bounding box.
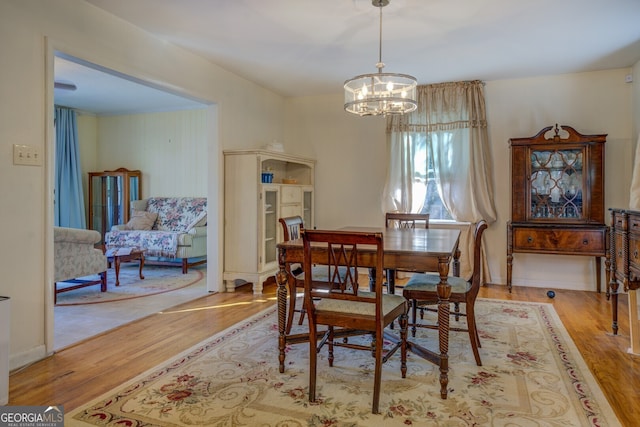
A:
[105,230,179,258]
[126,210,158,230]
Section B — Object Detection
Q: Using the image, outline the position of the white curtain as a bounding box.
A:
[383,81,497,280]
[629,132,640,210]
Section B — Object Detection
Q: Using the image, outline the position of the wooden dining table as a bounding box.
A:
[275,226,461,399]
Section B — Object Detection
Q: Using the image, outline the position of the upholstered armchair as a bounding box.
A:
[54,227,108,302]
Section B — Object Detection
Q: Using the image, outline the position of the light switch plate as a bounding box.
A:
[13,144,42,166]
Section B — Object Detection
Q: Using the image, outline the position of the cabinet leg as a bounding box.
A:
[595,256,601,293]
[506,253,513,293]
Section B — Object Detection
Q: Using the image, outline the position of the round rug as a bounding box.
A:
[55,265,205,306]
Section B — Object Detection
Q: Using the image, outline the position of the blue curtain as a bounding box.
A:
[55,106,86,228]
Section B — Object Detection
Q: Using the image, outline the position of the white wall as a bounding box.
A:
[0,0,285,370]
[284,94,388,229]
[634,60,640,140]
[96,109,209,198]
[284,69,634,292]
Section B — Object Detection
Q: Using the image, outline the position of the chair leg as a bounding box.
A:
[286,283,297,334]
[410,299,418,337]
[400,312,408,379]
[298,291,307,325]
[466,303,482,366]
[328,327,335,367]
[372,330,383,414]
[308,320,318,404]
[100,271,107,292]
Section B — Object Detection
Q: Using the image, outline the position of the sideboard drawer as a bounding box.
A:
[513,227,606,255]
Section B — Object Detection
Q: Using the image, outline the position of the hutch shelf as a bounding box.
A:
[507,125,608,292]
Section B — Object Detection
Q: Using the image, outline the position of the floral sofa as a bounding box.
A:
[104,197,207,273]
[54,226,108,303]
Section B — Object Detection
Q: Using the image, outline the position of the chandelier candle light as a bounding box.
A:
[344,0,417,116]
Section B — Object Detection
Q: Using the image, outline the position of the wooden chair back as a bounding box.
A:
[279,216,304,241]
[467,220,489,296]
[302,229,384,307]
[385,212,430,229]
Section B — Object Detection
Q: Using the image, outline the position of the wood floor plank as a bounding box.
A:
[8,283,637,426]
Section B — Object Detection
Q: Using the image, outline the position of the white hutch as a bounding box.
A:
[223,149,315,293]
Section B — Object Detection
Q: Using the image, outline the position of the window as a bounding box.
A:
[414,135,454,221]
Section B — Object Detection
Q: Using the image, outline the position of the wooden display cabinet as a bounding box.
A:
[507,125,608,292]
[88,168,142,245]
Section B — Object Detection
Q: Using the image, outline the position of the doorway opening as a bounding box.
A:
[51,51,217,350]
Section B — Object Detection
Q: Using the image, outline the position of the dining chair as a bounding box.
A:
[302,229,408,414]
[385,212,430,230]
[279,216,338,334]
[402,220,488,366]
[384,212,430,295]
[279,216,307,333]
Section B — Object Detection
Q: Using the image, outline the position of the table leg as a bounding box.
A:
[277,248,289,373]
[386,269,396,294]
[436,255,452,399]
[115,256,121,286]
[452,248,461,278]
[138,252,145,280]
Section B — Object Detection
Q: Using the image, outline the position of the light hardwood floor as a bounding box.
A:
[8,283,639,426]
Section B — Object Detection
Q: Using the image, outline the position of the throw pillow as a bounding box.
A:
[188,212,207,230]
[125,210,158,231]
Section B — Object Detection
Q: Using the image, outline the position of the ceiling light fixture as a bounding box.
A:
[344,0,417,117]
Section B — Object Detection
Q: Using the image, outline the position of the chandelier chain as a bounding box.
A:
[377,2,384,71]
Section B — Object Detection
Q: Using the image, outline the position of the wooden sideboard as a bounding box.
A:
[608,208,640,354]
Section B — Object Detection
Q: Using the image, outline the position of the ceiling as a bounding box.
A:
[55,0,640,115]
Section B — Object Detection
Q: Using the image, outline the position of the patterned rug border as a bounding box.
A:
[55,268,205,306]
[67,306,278,414]
[66,299,621,426]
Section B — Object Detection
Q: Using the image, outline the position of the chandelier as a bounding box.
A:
[344,0,417,117]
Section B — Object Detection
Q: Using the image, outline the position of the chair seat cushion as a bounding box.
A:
[317,292,406,317]
[404,274,470,294]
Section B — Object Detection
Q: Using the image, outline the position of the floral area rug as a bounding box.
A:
[55,265,204,305]
[66,299,620,426]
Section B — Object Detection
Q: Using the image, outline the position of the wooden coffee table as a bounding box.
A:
[107,248,146,286]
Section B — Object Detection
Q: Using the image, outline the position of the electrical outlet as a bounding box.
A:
[13,144,42,166]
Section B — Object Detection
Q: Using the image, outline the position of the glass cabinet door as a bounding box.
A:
[90,175,125,241]
[88,168,142,244]
[303,188,313,229]
[262,187,278,267]
[529,148,583,220]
